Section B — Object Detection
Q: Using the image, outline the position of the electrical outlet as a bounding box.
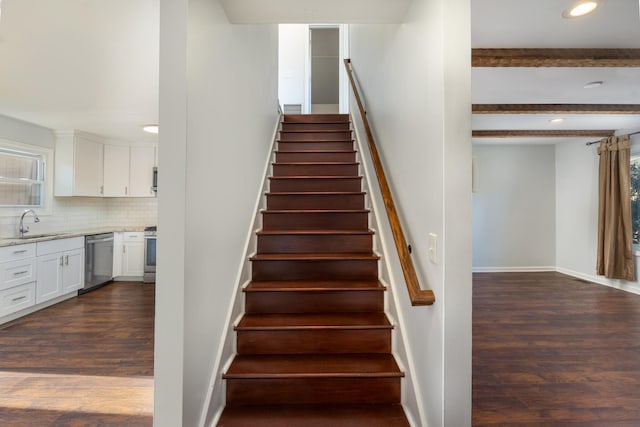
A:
[428,233,438,263]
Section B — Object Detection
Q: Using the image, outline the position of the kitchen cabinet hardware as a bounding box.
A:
[65,255,69,265]
[13,270,28,276]
[11,296,27,302]
[13,250,28,254]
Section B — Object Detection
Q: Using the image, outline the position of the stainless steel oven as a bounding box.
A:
[143,226,156,283]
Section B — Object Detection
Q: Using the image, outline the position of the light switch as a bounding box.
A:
[428,233,438,263]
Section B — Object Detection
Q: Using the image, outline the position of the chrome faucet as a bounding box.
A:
[19,209,40,237]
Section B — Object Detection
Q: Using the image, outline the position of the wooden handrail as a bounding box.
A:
[343,59,435,306]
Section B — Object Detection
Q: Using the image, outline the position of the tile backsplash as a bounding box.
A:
[0,197,157,238]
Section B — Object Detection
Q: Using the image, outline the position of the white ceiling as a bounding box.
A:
[471,0,640,145]
[0,0,159,144]
[0,0,637,146]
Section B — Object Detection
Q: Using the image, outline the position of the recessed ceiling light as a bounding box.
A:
[562,1,599,18]
[549,118,565,124]
[143,124,159,134]
[583,80,604,89]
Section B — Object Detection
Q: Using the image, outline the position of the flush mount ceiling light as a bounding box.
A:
[549,118,565,124]
[142,124,159,134]
[584,80,604,89]
[562,0,599,18]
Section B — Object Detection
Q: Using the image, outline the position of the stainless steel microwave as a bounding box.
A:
[152,167,158,193]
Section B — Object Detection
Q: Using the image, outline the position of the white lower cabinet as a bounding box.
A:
[122,232,144,277]
[36,238,84,304]
[0,244,37,317]
[0,282,36,317]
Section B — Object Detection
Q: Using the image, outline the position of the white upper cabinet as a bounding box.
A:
[55,130,156,198]
[129,146,156,197]
[103,145,131,197]
[54,131,104,197]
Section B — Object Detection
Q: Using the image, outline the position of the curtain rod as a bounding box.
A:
[586,130,640,146]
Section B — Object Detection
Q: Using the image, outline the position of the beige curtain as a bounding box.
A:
[597,135,635,281]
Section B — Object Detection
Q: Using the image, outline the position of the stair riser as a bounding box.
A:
[252,260,378,281]
[226,378,401,405]
[266,194,365,210]
[245,291,384,314]
[262,212,369,230]
[284,114,349,123]
[273,164,359,177]
[237,330,391,354]
[280,132,352,141]
[270,178,362,193]
[276,151,356,163]
[281,122,351,131]
[278,141,354,152]
[257,234,372,254]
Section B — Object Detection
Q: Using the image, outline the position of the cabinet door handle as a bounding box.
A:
[100,185,104,195]
[125,186,128,195]
[13,270,28,276]
[123,245,126,254]
[60,256,64,266]
[13,249,28,254]
[12,296,27,302]
[65,255,69,266]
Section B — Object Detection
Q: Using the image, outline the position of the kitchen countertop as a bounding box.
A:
[0,226,149,247]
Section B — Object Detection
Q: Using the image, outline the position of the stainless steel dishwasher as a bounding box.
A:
[81,232,114,294]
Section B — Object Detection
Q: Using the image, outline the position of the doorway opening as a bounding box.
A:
[278,24,349,115]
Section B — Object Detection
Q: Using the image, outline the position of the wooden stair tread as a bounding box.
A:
[273,162,359,165]
[280,129,352,133]
[236,313,392,330]
[269,175,362,180]
[223,354,403,378]
[265,191,365,196]
[244,280,386,292]
[262,209,369,213]
[257,229,373,236]
[218,404,410,426]
[278,139,354,143]
[276,150,357,153]
[250,253,379,261]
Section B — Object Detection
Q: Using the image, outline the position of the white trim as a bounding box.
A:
[472,266,556,273]
[351,111,426,427]
[556,267,640,296]
[199,114,281,427]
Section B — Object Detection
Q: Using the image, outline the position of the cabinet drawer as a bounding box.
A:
[37,237,84,256]
[123,232,144,242]
[1,258,37,291]
[0,282,36,318]
[0,244,36,263]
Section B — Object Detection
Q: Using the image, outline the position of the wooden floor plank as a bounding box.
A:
[0,282,154,426]
[473,272,640,426]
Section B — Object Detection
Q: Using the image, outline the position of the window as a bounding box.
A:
[0,144,47,209]
[631,154,640,245]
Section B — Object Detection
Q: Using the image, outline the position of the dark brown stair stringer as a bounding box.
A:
[218,114,411,426]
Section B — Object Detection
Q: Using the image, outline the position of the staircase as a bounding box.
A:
[217,114,410,426]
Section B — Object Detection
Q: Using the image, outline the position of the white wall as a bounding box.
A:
[350,0,472,424]
[556,136,640,294]
[156,0,279,425]
[472,144,556,271]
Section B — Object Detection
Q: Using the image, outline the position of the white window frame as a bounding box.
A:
[0,138,53,216]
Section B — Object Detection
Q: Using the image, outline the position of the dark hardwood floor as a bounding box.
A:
[474,272,640,426]
[0,282,154,426]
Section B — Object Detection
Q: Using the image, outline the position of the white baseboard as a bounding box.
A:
[473,266,556,273]
[556,267,640,296]
[473,265,640,296]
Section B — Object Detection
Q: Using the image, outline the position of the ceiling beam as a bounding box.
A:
[472,130,615,138]
[472,104,640,115]
[472,48,640,67]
